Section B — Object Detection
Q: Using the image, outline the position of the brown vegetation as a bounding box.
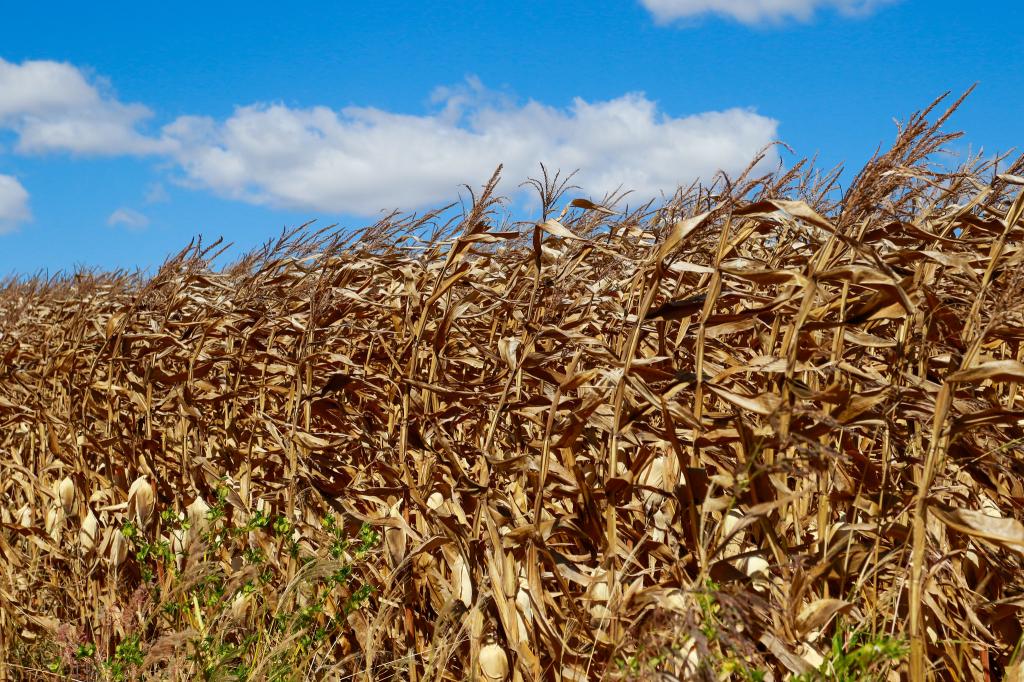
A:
[2,92,1024,680]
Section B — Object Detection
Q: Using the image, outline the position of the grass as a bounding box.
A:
[1,90,1024,680]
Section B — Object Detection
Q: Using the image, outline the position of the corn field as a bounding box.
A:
[2,93,1024,680]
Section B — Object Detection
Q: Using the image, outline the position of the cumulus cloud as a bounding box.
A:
[0,174,30,233]
[161,84,778,215]
[0,59,781,218]
[639,0,895,24]
[107,207,149,229]
[0,58,167,155]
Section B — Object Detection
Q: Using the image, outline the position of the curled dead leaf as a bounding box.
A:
[932,505,1024,553]
[947,360,1024,384]
[795,598,852,639]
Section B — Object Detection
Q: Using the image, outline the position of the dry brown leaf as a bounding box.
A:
[795,598,853,638]
[931,505,1024,552]
[947,360,1024,383]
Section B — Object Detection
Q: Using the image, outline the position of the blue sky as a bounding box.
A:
[1,0,1021,275]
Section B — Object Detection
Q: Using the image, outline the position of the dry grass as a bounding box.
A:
[2,92,1024,681]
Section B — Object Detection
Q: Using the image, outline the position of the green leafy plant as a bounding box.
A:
[794,626,907,682]
[105,633,144,681]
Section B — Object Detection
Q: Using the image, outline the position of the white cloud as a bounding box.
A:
[0,59,781,218]
[107,207,149,229]
[144,182,170,204]
[161,84,778,215]
[639,0,895,24]
[0,58,167,155]
[0,174,30,233]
